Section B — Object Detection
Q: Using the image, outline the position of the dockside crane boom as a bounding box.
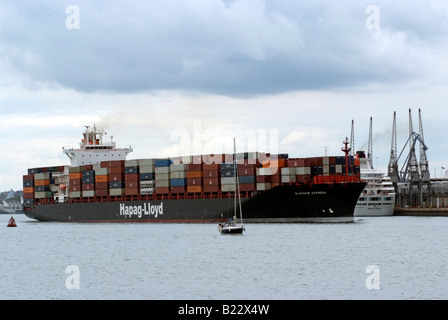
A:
[388,111,399,183]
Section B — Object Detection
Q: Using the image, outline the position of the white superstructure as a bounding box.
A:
[63,124,133,167]
[354,151,396,217]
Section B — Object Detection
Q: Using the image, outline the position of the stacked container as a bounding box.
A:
[170,163,187,194]
[124,159,139,196]
[221,162,236,192]
[139,159,155,195]
[203,163,220,193]
[155,159,172,194]
[186,164,202,193]
[23,174,34,204]
[94,165,110,197]
[101,160,124,196]
[82,169,95,197]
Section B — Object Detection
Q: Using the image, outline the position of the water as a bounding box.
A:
[1,214,448,300]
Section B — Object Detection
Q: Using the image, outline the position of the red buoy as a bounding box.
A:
[7,216,17,227]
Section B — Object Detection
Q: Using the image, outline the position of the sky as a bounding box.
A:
[1,0,448,191]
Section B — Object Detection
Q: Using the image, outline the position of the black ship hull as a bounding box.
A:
[24,182,366,223]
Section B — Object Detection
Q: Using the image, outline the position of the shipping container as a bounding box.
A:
[110,181,124,189]
[221,177,236,185]
[82,190,95,198]
[256,183,271,191]
[170,186,186,194]
[125,166,139,174]
[155,167,170,174]
[139,165,155,174]
[140,172,155,180]
[170,171,186,179]
[187,186,202,193]
[203,185,219,193]
[155,159,172,167]
[239,175,255,184]
[170,178,187,187]
[125,174,139,181]
[95,175,109,183]
[203,178,219,186]
[23,192,34,200]
[202,170,219,178]
[125,159,139,167]
[34,179,50,186]
[96,189,109,197]
[187,178,202,186]
[125,188,139,196]
[221,184,236,192]
[155,180,170,188]
[155,187,170,194]
[110,188,124,196]
[186,171,202,178]
[155,173,169,180]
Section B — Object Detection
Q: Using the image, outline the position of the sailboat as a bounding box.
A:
[218,139,245,234]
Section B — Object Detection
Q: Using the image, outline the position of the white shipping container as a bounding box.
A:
[221,177,236,185]
[155,167,170,174]
[138,159,156,166]
[155,180,170,187]
[170,171,186,179]
[281,175,296,183]
[295,167,311,175]
[221,184,236,192]
[140,187,154,195]
[125,159,139,167]
[336,164,343,173]
[256,167,278,176]
[155,173,169,180]
[140,180,154,188]
[257,183,271,191]
[110,188,124,196]
[82,190,95,197]
[170,164,187,172]
[281,167,295,175]
[139,165,155,174]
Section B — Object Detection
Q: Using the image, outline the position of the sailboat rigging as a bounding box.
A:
[218,138,245,234]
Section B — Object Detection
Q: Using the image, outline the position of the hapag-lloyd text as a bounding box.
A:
[119,203,163,218]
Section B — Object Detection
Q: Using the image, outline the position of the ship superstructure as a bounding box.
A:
[63,124,133,167]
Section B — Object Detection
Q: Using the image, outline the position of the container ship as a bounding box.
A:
[23,124,366,223]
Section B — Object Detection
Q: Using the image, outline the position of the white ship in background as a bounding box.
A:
[354,150,395,216]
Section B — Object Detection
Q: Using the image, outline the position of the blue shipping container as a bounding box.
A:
[155,159,173,167]
[170,178,187,187]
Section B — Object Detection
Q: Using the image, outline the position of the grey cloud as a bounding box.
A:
[1,0,447,96]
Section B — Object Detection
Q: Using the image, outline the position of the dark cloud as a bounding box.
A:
[1,0,447,96]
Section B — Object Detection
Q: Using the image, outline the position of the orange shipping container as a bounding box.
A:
[69,172,83,180]
[34,179,50,186]
[23,187,34,194]
[186,171,203,178]
[187,186,202,193]
[95,175,109,183]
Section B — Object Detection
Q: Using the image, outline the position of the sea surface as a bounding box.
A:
[1,214,448,300]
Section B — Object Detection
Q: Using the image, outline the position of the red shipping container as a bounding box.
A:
[95,189,108,197]
[23,192,34,199]
[82,183,95,191]
[125,181,138,189]
[109,174,124,182]
[287,158,306,167]
[238,167,255,176]
[110,166,124,174]
[125,188,139,196]
[203,178,219,186]
[69,179,82,187]
[203,163,220,171]
[256,175,271,183]
[23,174,34,181]
[186,164,202,171]
[187,178,202,186]
[68,185,81,192]
[170,186,186,194]
[203,170,219,178]
[125,174,139,181]
[101,160,124,168]
[95,182,109,190]
[203,185,219,192]
[155,187,170,194]
[239,184,255,191]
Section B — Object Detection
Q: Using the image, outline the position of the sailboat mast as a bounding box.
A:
[233,138,243,225]
[233,138,237,219]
